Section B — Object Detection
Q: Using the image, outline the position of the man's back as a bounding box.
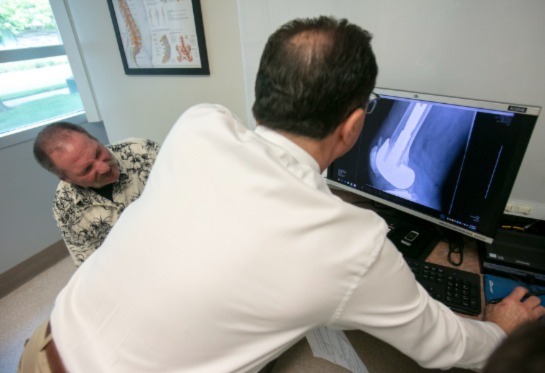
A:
[50,104,389,372]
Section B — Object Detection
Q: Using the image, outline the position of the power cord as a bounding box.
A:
[447,236,465,266]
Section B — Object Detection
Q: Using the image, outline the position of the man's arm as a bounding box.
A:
[336,238,507,370]
[56,224,106,266]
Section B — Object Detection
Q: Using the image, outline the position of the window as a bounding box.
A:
[0,0,85,136]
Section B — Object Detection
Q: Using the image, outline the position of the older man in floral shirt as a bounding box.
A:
[34,122,160,266]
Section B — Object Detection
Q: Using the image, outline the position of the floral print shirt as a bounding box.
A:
[52,138,160,266]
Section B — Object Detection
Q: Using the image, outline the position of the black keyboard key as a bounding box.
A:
[405,257,482,316]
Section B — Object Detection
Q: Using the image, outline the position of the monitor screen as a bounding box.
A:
[327,88,540,243]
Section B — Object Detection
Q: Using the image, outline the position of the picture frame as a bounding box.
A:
[106,0,210,75]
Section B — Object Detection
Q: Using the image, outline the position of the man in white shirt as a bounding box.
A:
[20,16,544,373]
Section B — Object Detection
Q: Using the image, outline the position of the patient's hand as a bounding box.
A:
[484,286,545,334]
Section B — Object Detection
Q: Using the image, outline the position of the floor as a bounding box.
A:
[0,257,75,373]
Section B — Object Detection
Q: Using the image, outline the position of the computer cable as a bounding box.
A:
[447,236,464,267]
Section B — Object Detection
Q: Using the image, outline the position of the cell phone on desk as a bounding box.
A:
[403,230,420,242]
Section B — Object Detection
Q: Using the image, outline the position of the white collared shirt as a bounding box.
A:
[51,104,504,372]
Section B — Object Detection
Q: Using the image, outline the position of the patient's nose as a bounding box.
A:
[96,161,110,174]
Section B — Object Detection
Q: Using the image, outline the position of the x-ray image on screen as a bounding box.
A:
[327,88,538,243]
[363,100,474,212]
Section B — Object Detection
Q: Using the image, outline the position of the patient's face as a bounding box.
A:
[51,132,120,188]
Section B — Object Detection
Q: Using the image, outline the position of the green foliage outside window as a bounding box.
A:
[0,0,56,44]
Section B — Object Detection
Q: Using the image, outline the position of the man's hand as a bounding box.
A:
[484,286,545,334]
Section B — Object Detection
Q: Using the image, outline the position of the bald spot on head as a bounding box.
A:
[287,30,334,67]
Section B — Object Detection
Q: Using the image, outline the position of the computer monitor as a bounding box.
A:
[327,88,540,244]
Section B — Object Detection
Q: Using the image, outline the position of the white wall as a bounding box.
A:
[66,0,247,143]
[238,0,545,219]
[0,135,61,274]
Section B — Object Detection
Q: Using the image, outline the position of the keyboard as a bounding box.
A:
[405,257,482,316]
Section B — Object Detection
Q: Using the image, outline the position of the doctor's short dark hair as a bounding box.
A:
[252,16,378,140]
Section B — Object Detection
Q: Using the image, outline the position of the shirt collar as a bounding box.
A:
[254,125,320,174]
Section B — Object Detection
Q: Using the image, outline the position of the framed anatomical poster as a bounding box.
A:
[107,0,210,75]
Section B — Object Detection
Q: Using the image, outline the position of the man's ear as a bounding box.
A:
[327,108,366,163]
[338,108,365,147]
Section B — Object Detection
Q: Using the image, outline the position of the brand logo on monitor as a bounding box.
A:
[508,105,527,113]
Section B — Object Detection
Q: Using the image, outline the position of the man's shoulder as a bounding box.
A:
[108,138,158,148]
[178,104,240,126]
[56,179,76,193]
[172,104,247,142]
[107,138,160,155]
